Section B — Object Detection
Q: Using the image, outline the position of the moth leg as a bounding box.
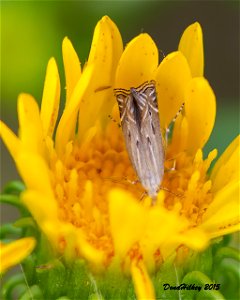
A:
[165,127,170,148]
[124,177,139,185]
[164,159,176,173]
[159,186,183,198]
[140,191,147,201]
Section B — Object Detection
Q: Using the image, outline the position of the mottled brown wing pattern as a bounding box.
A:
[115,81,165,200]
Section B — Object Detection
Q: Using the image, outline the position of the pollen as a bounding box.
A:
[47,122,144,255]
[46,110,218,259]
[163,148,217,226]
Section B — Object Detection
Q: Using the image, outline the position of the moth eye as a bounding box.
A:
[151,122,155,135]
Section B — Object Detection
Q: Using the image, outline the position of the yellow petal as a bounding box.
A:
[62,37,81,105]
[200,181,240,238]
[184,77,216,153]
[178,22,204,77]
[140,205,208,260]
[21,190,60,249]
[131,259,155,300]
[0,120,20,158]
[22,190,58,222]
[78,15,123,139]
[115,33,158,89]
[75,229,105,267]
[56,16,123,152]
[40,58,61,137]
[109,189,146,258]
[55,64,94,154]
[154,51,191,128]
[211,135,240,192]
[18,93,45,156]
[16,152,53,196]
[169,115,188,154]
[173,228,208,251]
[0,237,36,273]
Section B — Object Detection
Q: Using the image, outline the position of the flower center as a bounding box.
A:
[47,120,216,253]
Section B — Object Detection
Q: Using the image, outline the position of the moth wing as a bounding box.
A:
[119,94,147,181]
[136,86,165,195]
[140,101,165,187]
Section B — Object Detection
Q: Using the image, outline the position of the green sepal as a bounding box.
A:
[88,293,105,300]
[14,217,39,238]
[184,247,213,277]
[36,259,67,299]
[22,253,37,286]
[14,217,36,229]
[2,181,25,195]
[180,271,225,300]
[214,246,240,264]
[153,253,184,300]
[217,261,240,300]
[1,273,25,300]
[19,285,43,300]
[212,247,240,300]
[0,194,29,216]
[0,223,22,240]
[65,259,94,299]
[93,270,135,300]
[33,233,55,265]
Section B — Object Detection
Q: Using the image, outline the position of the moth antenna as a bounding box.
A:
[159,49,166,59]
[172,102,185,123]
[164,102,185,147]
[108,114,121,128]
[94,85,112,93]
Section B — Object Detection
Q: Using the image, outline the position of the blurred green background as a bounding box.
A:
[1,1,239,193]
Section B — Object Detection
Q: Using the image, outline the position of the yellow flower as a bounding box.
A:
[0,237,36,273]
[0,16,239,299]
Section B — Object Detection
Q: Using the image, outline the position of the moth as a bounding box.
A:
[114,81,165,203]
